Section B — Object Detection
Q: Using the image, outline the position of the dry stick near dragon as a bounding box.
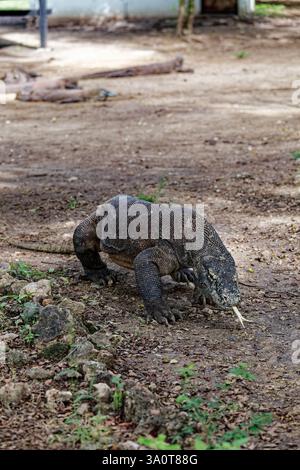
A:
[72,195,251,327]
[2,56,193,103]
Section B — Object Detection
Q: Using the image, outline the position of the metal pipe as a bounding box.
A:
[39,0,47,48]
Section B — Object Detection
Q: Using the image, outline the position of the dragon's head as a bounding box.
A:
[197,255,240,310]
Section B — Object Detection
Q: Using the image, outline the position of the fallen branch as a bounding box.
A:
[5,77,78,95]
[17,87,114,103]
[78,55,193,79]
[3,56,192,104]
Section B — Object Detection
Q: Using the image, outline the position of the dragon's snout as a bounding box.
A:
[210,288,240,310]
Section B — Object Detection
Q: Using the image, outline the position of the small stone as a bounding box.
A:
[33,305,74,342]
[42,342,70,361]
[54,368,82,381]
[0,333,18,343]
[148,383,157,391]
[290,405,300,417]
[81,360,111,384]
[0,262,10,273]
[93,383,111,403]
[6,349,29,368]
[59,298,85,316]
[0,273,15,294]
[124,382,161,429]
[10,280,28,295]
[0,382,31,405]
[96,350,115,368]
[42,298,54,307]
[21,279,51,302]
[77,403,89,415]
[150,408,161,416]
[89,331,115,351]
[46,388,72,411]
[170,359,178,364]
[68,339,96,360]
[118,441,143,451]
[0,311,8,330]
[26,367,54,380]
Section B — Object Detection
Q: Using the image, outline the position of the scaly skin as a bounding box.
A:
[73,195,240,325]
[9,240,73,254]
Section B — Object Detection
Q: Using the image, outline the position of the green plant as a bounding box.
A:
[138,434,181,450]
[255,4,285,17]
[0,292,33,307]
[194,434,248,450]
[68,197,78,210]
[229,362,256,381]
[137,177,167,203]
[248,412,273,435]
[19,323,37,345]
[235,51,249,60]
[291,150,300,160]
[178,363,196,382]
[171,363,271,450]
[66,413,109,448]
[42,342,70,361]
[9,261,44,281]
[111,375,124,412]
[0,1,29,11]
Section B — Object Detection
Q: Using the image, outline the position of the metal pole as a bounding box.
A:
[39,0,47,48]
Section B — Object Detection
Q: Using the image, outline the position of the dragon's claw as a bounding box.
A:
[173,268,195,285]
[144,300,178,326]
[83,267,117,286]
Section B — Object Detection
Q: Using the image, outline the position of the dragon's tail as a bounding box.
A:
[9,240,74,254]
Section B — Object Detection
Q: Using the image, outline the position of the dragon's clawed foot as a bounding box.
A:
[82,267,118,286]
[172,268,195,285]
[143,300,182,326]
[192,287,213,308]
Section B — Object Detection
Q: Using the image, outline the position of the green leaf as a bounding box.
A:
[138,434,181,450]
[136,193,156,203]
[248,412,273,435]
[229,362,256,381]
[291,151,300,160]
[255,4,285,17]
[194,437,209,450]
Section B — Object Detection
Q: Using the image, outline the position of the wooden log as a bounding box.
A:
[17,87,103,103]
[5,78,79,95]
[78,56,191,79]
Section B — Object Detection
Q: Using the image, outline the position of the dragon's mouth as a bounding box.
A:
[232,306,253,329]
[205,294,253,328]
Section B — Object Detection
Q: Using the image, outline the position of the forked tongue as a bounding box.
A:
[232,306,253,328]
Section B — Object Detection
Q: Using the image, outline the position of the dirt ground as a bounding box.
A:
[0,17,299,450]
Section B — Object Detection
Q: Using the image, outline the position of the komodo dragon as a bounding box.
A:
[10,195,249,326]
[72,195,244,326]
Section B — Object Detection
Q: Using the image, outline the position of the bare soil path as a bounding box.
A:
[0,19,299,449]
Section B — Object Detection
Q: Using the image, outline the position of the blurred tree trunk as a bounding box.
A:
[187,0,195,35]
[177,0,195,36]
[177,0,186,36]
